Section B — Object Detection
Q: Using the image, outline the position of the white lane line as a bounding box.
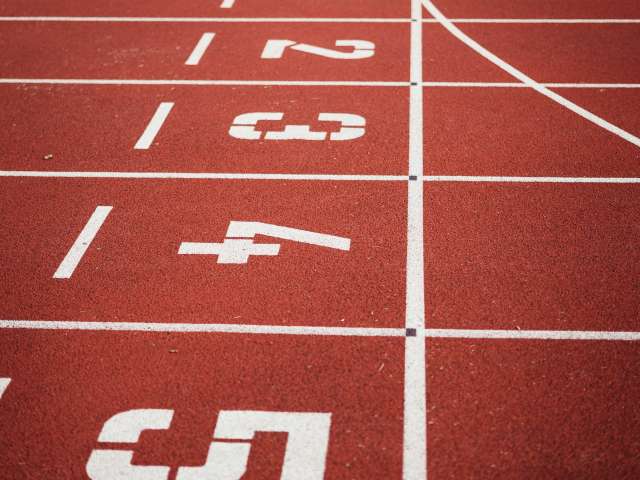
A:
[0,171,406,181]
[53,206,112,279]
[185,33,215,65]
[0,378,10,400]
[423,0,640,148]
[1,17,640,24]
[441,18,640,24]
[0,320,405,337]
[134,102,174,150]
[423,82,640,88]
[220,0,236,7]
[425,176,640,183]
[0,16,409,23]
[425,329,640,341]
[0,78,407,87]
[1,79,639,88]
[404,1,427,479]
[1,320,639,341]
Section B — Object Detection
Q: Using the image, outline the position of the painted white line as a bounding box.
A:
[0,171,406,181]
[423,0,640,149]
[441,18,640,24]
[53,206,112,279]
[0,320,405,337]
[423,82,640,89]
[0,378,10,400]
[0,16,409,23]
[0,78,407,87]
[220,0,236,8]
[424,329,640,341]
[1,16,639,24]
[424,176,640,183]
[404,1,427,479]
[134,102,174,149]
[185,33,215,65]
[1,320,639,342]
[1,78,639,88]
[226,221,350,250]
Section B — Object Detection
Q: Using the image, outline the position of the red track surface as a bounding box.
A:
[1,1,640,479]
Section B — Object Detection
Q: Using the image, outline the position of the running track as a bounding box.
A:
[1,0,640,478]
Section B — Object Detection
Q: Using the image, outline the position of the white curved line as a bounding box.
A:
[423,0,640,148]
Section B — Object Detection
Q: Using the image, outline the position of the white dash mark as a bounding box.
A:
[220,0,236,8]
[134,102,174,149]
[185,33,215,65]
[0,378,10,399]
[53,206,112,279]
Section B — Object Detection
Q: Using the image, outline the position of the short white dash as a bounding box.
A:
[134,102,174,150]
[220,0,236,8]
[185,33,215,65]
[0,378,10,399]
[53,206,112,279]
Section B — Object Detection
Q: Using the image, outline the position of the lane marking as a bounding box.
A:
[0,320,405,337]
[404,1,427,479]
[424,176,640,183]
[220,0,236,7]
[0,320,639,341]
[424,329,640,341]
[0,16,409,23]
[1,79,640,88]
[53,206,112,279]
[0,78,407,87]
[4,172,640,184]
[423,0,640,148]
[1,17,640,24]
[134,102,174,149]
[185,32,215,65]
[0,378,10,400]
[0,171,406,181]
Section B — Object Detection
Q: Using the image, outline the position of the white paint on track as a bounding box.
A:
[0,320,404,337]
[0,378,10,400]
[1,320,639,342]
[404,1,427,479]
[424,176,640,184]
[1,17,640,24]
[185,33,215,65]
[422,0,640,148]
[1,78,639,89]
[53,206,112,279]
[0,171,406,181]
[134,102,174,149]
[219,0,236,8]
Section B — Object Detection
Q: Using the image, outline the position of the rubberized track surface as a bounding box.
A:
[1,1,640,479]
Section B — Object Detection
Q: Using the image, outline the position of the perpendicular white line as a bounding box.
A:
[424,176,640,184]
[220,0,236,8]
[424,329,640,341]
[0,378,10,400]
[53,206,112,279]
[423,0,640,149]
[0,16,410,23]
[0,78,407,87]
[0,320,405,337]
[134,102,174,149]
[0,171,407,181]
[404,1,427,479]
[185,33,215,65]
